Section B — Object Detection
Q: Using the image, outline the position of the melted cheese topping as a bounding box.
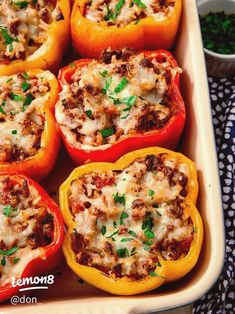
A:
[69,154,194,280]
[0,71,53,162]
[0,176,54,286]
[56,48,181,150]
[0,0,63,62]
[85,0,175,27]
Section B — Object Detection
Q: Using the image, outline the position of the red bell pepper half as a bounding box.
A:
[57,50,185,164]
[0,174,64,303]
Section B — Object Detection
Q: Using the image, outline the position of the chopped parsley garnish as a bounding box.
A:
[10,92,24,102]
[114,77,128,93]
[156,210,162,217]
[113,221,117,228]
[101,225,106,235]
[193,226,197,233]
[122,95,137,109]
[143,240,153,246]
[0,247,18,256]
[2,204,17,217]
[23,93,34,107]
[106,0,125,20]
[116,247,129,258]
[119,211,129,225]
[21,81,31,92]
[15,1,30,9]
[22,72,29,80]
[113,192,126,206]
[121,237,133,242]
[69,62,76,68]
[85,109,92,119]
[106,230,118,239]
[99,70,108,77]
[13,258,20,264]
[148,189,155,197]
[130,247,136,256]
[99,127,115,138]
[0,105,6,115]
[128,230,137,237]
[133,0,147,9]
[101,77,112,94]
[144,230,154,239]
[11,130,17,135]
[6,78,12,84]
[1,256,6,267]
[142,216,154,231]
[148,271,166,279]
[0,26,18,46]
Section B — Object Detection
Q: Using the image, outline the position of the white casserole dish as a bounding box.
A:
[0,0,225,313]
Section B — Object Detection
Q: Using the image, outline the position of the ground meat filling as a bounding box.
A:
[0,71,52,162]
[0,176,54,285]
[56,48,181,149]
[0,0,62,62]
[85,0,175,27]
[69,154,194,280]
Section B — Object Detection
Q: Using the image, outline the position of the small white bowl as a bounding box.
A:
[197,0,235,77]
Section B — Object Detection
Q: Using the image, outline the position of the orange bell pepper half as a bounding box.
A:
[0,69,60,181]
[0,0,71,76]
[71,0,182,58]
[60,147,203,295]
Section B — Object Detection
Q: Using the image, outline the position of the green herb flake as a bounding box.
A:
[10,92,24,102]
[99,70,108,77]
[14,1,30,9]
[148,271,166,279]
[0,247,18,256]
[13,258,20,264]
[121,238,133,242]
[11,130,17,135]
[144,230,154,239]
[119,211,129,225]
[21,81,30,92]
[156,210,162,217]
[193,226,197,233]
[0,26,18,46]
[1,256,6,267]
[23,93,34,108]
[133,0,147,9]
[106,230,119,239]
[116,247,129,258]
[0,106,6,115]
[130,247,136,256]
[69,62,76,68]
[128,230,137,237]
[101,76,112,94]
[114,192,126,206]
[22,72,29,80]
[99,127,115,138]
[110,0,125,20]
[148,189,155,197]
[3,204,17,217]
[85,109,92,119]
[101,225,106,235]
[114,77,128,94]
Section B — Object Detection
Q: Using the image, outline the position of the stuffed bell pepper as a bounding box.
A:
[60,147,203,295]
[0,69,60,181]
[55,48,185,164]
[71,0,182,58]
[0,173,64,302]
[0,0,70,76]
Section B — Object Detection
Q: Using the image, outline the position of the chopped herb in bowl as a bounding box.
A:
[199,11,235,55]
